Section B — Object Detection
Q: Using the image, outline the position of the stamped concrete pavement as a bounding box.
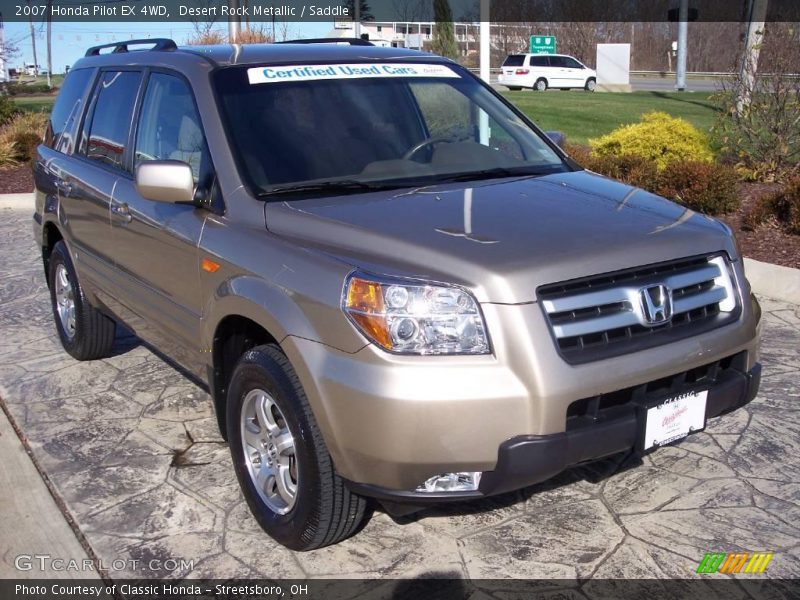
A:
[0,206,798,584]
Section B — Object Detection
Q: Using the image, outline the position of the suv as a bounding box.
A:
[33,38,761,550]
[499,53,596,91]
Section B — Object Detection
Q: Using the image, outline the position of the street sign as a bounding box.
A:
[530,35,557,54]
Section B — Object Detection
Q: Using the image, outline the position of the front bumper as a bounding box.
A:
[346,359,761,504]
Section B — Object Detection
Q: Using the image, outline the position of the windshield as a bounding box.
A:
[214,61,568,196]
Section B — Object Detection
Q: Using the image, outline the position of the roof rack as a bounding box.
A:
[275,38,374,46]
[85,38,177,57]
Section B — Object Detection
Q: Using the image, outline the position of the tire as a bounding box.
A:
[534,78,548,92]
[585,77,597,92]
[227,344,367,550]
[48,240,115,360]
[506,86,522,91]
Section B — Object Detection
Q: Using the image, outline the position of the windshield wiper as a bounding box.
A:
[258,179,396,198]
[429,166,557,183]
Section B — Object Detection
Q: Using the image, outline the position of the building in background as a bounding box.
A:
[329,20,480,52]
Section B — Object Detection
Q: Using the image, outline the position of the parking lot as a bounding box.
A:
[1,206,798,584]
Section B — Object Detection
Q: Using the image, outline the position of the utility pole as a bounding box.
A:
[354,1,361,40]
[675,0,688,90]
[27,0,38,78]
[737,0,769,113]
[228,0,240,43]
[46,0,52,88]
[479,0,490,145]
[479,0,490,84]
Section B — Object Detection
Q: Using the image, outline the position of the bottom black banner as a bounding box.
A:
[1,579,798,600]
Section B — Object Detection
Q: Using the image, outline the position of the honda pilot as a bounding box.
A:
[33,38,761,550]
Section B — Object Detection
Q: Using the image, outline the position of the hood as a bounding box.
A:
[264,171,737,304]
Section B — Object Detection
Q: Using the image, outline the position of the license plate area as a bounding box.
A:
[639,389,708,453]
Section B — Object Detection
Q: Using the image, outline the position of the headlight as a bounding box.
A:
[342,273,490,355]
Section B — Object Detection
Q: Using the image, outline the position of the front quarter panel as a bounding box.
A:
[199,212,368,357]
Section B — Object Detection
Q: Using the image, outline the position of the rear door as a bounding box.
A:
[528,55,550,85]
[108,70,212,376]
[65,69,143,300]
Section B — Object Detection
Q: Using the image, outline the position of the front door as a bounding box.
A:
[108,71,214,377]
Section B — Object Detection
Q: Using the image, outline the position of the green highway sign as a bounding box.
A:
[529,35,557,54]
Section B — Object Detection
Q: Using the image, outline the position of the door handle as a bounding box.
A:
[111,202,132,223]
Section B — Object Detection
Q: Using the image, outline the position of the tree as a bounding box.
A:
[431,0,459,60]
[344,0,374,21]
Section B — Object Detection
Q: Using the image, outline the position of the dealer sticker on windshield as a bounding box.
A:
[247,63,460,85]
[642,389,707,451]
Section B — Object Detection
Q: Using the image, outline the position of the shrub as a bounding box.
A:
[0,82,55,95]
[583,153,661,193]
[590,111,714,170]
[0,111,48,164]
[0,95,19,127]
[656,161,740,215]
[0,139,19,168]
[711,36,800,182]
[746,179,800,235]
[564,143,592,166]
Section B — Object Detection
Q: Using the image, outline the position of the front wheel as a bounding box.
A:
[227,344,367,550]
[585,77,597,92]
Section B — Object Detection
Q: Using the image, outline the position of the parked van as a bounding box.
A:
[499,53,596,91]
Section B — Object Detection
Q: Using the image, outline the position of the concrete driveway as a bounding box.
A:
[1,206,798,584]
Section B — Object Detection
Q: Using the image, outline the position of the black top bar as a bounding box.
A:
[85,38,178,57]
[275,38,374,47]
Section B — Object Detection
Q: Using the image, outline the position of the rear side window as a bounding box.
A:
[549,56,568,68]
[563,57,584,69]
[502,55,525,67]
[530,56,550,67]
[45,68,93,153]
[82,71,142,171]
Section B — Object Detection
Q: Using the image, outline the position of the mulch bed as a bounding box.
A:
[0,164,33,195]
[719,182,800,271]
[1,164,797,269]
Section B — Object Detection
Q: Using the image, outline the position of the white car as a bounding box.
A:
[499,53,596,92]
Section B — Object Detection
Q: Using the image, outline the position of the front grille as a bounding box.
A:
[539,254,740,364]
[565,351,747,431]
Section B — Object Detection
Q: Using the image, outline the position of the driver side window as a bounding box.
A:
[134,73,211,184]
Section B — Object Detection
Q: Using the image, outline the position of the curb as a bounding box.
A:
[0,192,34,210]
[745,258,800,306]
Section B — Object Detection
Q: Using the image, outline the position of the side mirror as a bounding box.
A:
[135,160,194,204]
[545,131,566,148]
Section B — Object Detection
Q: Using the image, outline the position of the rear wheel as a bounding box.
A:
[585,77,597,92]
[534,78,548,92]
[506,86,522,91]
[227,344,367,550]
[48,241,115,360]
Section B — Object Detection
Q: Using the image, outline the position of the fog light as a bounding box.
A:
[416,472,482,493]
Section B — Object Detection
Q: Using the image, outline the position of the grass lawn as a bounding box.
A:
[11,90,719,148]
[501,90,719,146]
[12,96,56,114]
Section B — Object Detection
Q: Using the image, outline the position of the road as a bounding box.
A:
[490,74,722,93]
